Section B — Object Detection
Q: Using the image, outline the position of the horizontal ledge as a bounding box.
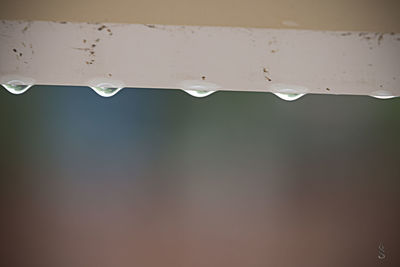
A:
[1,20,400,97]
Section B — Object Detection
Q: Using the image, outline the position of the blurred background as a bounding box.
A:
[0,86,399,266]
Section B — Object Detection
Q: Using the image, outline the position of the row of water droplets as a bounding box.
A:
[0,80,397,100]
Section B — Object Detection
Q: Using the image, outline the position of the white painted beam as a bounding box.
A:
[1,20,399,98]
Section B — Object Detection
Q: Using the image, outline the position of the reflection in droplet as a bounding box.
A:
[1,80,33,94]
[183,89,215,98]
[90,83,122,97]
[370,90,396,99]
[273,92,305,101]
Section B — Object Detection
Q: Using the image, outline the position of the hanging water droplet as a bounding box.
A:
[180,80,219,98]
[183,89,215,98]
[273,91,305,101]
[270,85,307,102]
[371,95,396,100]
[92,86,120,97]
[370,90,396,99]
[1,80,33,94]
[90,83,122,97]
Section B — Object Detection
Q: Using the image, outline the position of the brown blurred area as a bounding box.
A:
[2,168,399,267]
[0,86,399,266]
[1,0,400,31]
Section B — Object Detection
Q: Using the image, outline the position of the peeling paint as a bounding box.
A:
[21,22,32,33]
[378,33,384,45]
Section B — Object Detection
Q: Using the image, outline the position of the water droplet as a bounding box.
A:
[270,85,308,102]
[273,91,305,101]
[370,90,396,99]
[90,83,122,97]
[1,80,33,94]
[180,80,219,98]
[183,89,215,98]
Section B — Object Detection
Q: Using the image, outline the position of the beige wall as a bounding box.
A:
[1,0,400,31]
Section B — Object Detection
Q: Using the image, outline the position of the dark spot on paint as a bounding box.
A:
[19,53,22,56]
[201,76,206,80]
[13,48,17,53]
[92,44,96,48]
[98,25,106,31]
[263,68,272,81]
[326,88,330,91]
[341,32,352,36]
[83,39,87,43]
[380,85,383,88]
[378,34,384,45]
[90,51,95,55]
[108,73,112,77]
[145,24,156,28]
[271,50,277,53]
[95,38,100,42]
[59,21,67,24]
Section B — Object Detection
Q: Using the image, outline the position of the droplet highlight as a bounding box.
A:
[1,80,33,94]
[273,91,305,101]
[370,90,396,99]
[183,89,215,98]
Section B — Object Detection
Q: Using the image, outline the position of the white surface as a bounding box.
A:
[1,20,399,96]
